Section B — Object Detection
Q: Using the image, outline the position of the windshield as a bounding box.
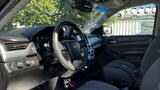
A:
[3,0,108,33]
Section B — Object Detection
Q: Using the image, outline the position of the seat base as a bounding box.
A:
[77,80,119,90]
[103,60,137,87]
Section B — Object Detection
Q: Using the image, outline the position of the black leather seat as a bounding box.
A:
[102,37,160,86]
[78,80,119,90]
[103,60,137,86]
[78,57,160,90]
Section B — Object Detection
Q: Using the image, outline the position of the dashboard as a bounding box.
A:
[0,25,102,90]
[21,26,103,65]
[0,33,46,90]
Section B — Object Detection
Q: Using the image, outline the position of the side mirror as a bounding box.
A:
[103,26,112,34]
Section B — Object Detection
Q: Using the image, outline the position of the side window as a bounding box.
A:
[104,4,156,36]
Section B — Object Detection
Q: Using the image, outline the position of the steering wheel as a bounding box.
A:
[52,21,88,71]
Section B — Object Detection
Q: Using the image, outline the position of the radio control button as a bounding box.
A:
[16,62,24,69]
[31,60,36,65]
[25,60,31,66]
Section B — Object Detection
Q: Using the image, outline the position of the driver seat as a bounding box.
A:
[78,57,160,90]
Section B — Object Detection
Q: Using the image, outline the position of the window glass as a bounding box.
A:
[2,0,107,33]
[104,4,156,36]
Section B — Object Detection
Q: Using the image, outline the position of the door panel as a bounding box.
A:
[102,4,156,67]
[103,35,153,66]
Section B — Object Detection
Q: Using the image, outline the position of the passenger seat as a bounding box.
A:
[103,36,160,87]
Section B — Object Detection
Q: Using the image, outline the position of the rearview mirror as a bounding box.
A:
[74,0,93,12]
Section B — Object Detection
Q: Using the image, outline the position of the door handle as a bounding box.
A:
[109,40,117,44]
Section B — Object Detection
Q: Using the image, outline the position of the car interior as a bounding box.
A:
[0,0,160,90]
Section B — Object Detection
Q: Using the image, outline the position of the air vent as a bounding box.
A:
[4,42,29,51]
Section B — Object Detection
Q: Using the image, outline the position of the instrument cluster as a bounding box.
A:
[32,30,58,65]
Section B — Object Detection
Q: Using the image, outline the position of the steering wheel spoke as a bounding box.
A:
[58,42,72,60]
[61,51,71,61]
[58,42,65,51]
